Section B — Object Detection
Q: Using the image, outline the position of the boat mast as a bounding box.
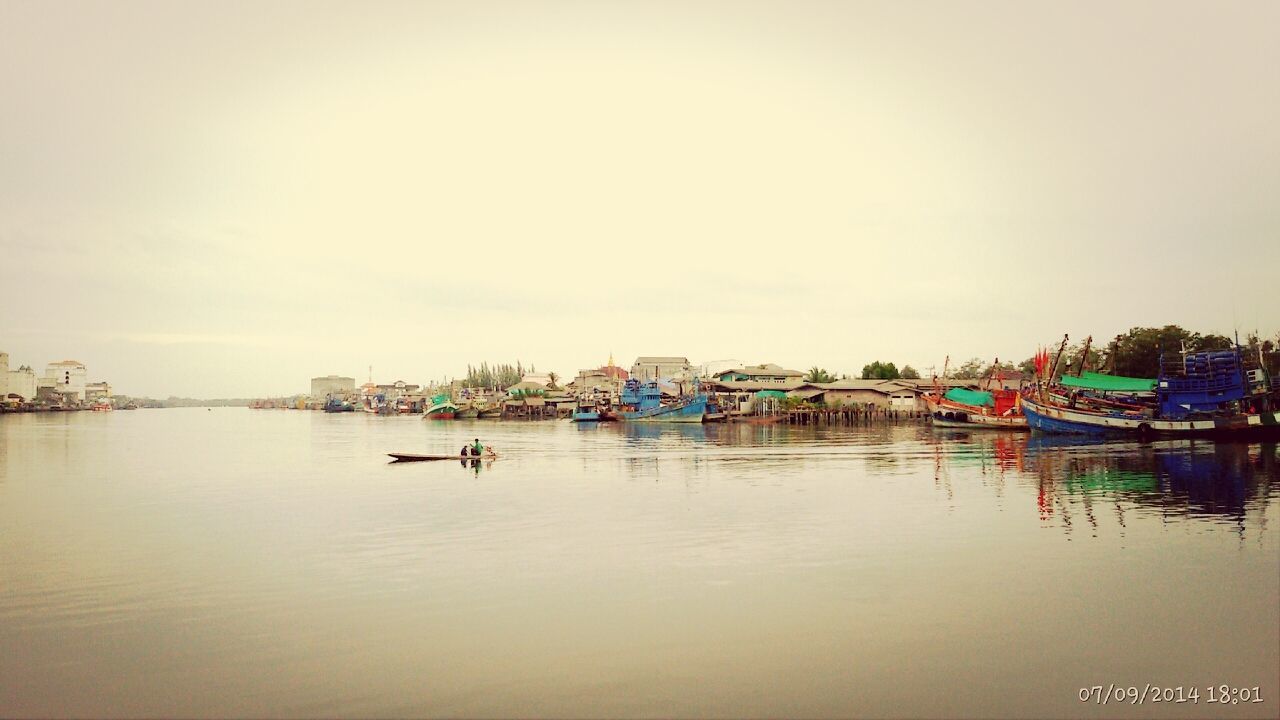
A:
[1047,334,1069,389]
[1074,336,1092,377]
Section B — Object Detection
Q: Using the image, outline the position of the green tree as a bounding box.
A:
[900,365,920,379]
[804,366,836,383]
[861,361,900,380]
[951,357,985,379]
[547,371,560,390]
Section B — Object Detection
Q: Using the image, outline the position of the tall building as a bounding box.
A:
[6,363,37,401]
[43,360,87,401]
[311,375,356,398]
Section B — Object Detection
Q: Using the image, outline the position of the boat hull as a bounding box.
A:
[925,397,1027,430]
[1021,396,1280,437]
[620,397,708,423]
[425,411,456,420]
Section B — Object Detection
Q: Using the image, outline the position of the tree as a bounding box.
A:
[804,366,836,383]
[861,361,900,380]
[547,371,560,390]
[950,357,985,379]
[900,365,920,379]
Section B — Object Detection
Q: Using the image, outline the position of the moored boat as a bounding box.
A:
[1024,342,1279,438]
[323,396,355,413]
[924,359,1027,430]
[424,394,458,420]
[617,379,713,423]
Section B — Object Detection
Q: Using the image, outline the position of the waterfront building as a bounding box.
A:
[789,380,924,410]
[311,375,356,398]
[42,360,88,402]
[85,381,113,401]
[630,356,692,382]
[703,378,807,412]
[7,364,37,401]
[377,380,419,401]
[714,363,805,384]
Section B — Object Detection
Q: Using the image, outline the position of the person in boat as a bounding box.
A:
[460,445,469,457]
[471,438,482,456]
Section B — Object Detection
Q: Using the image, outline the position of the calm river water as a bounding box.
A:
[1,408,1277,718]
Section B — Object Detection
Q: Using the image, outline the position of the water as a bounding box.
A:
[2,408,1277,718]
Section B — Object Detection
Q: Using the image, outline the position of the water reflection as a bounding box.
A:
[927,430,1279,532]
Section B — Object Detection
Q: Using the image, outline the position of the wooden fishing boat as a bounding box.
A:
[924,358,1027,430]
[1025,338,1280,438]
[423,394,458,420]
[388,452,497,463]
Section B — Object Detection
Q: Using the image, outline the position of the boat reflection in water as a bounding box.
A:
[1020,435,1277,527]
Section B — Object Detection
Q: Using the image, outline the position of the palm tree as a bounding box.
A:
[804,366,836,383]
[547,371,560,390]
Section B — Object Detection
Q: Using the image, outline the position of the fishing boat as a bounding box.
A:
[456,404,480,419]
[1023,340,1280,438]
[388,451,497,463]
[424,394,458,420]
[90,398,113,412]
[925,388,1027,429]
[924,358,1027,430]
[360,384,386,414]
[617,379,712,423]
[323,396,355,413]
[571,392,618,422]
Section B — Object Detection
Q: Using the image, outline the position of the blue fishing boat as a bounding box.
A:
[1023,346,1280,438]
[617,379,712,423]
[323,395,355,413]
[572,394,618,422]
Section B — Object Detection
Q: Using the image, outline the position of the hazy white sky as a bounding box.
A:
[2,0,1277,397]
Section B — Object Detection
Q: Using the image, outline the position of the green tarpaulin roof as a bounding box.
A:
[755,390,788,398]
[943,388,994,407]
[1060,371,1156,393]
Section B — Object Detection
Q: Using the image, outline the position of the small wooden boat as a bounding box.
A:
[388,452,497,463]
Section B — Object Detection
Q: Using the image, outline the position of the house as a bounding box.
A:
[787,379,925,411]
[630,356,691,382]
[701,378,807,413]
[376,380,420,401]
[714,363,805,384]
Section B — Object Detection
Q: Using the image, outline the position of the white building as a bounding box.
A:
[43,360,88,402]
[6,364,37,401]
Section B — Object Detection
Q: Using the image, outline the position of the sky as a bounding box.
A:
[1,0,1277,397]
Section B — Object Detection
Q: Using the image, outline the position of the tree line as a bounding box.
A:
[941,325,1278,382]
[462,361,535,389]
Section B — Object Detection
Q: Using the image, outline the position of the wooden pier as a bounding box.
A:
[736,407,925,425]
